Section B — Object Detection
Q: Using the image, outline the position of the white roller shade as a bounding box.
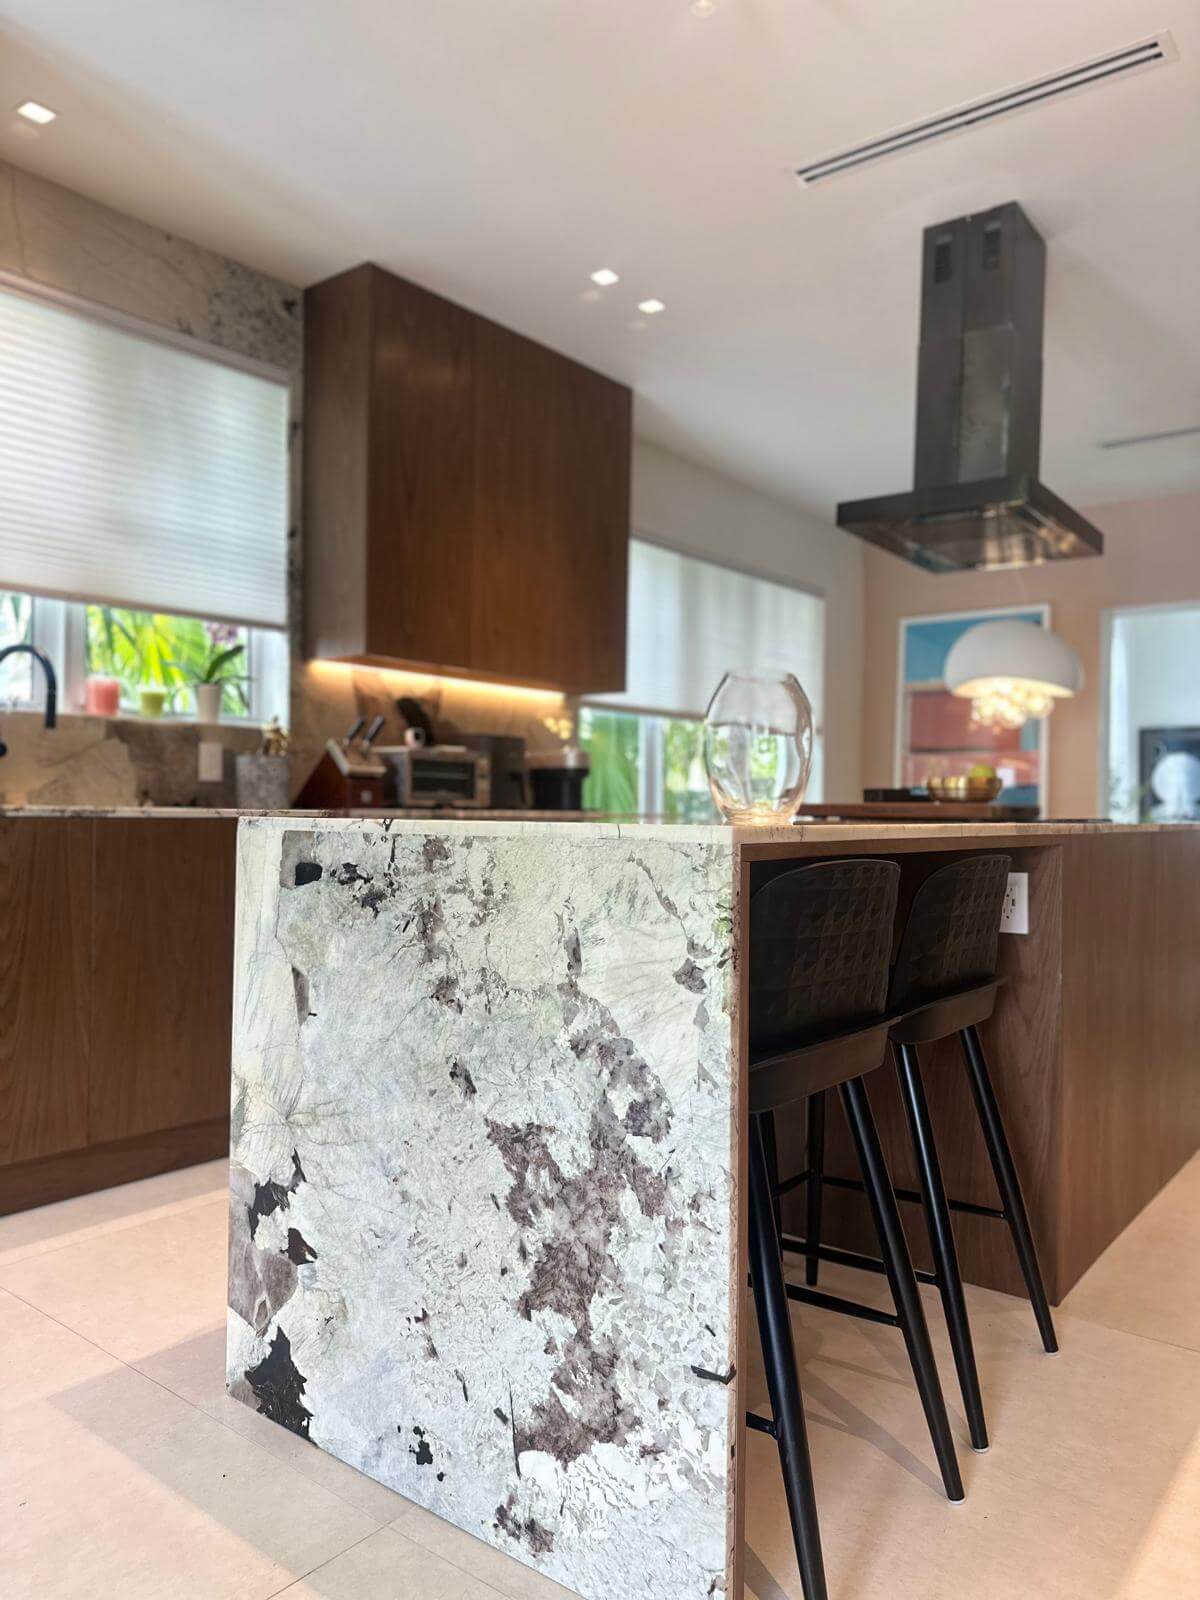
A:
[592,538,825,724]
[0,283,289,628]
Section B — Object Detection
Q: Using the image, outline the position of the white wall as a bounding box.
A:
[630,438,864,802]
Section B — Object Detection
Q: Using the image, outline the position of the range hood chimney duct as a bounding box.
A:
[838,201,1103,571]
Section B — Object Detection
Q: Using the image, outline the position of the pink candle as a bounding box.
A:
[86,676,121,717]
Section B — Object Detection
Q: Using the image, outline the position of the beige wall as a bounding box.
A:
[860,491,1200,817]
[632,439,864,803]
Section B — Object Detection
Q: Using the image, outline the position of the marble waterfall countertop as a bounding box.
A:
[224,814,1197,1600]
[227,816,742,1600]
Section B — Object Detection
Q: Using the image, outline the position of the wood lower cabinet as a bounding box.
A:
[0,816,236,1215]
[304,263,631,693]
[0,819,92,1167]
[89,819,237,1144]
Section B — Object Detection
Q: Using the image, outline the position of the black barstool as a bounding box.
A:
[747,860,964,1600]
[795,854,1058,1458]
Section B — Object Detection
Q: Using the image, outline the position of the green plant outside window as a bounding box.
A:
[579,707,717,822]
[85,607,249,716]
[579,708,640,814]
[661,716,717,823]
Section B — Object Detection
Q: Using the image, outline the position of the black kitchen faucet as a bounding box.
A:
[0,643,58,757]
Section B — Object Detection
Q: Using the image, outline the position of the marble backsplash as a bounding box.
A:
[0,671,568,808]
[0,713,263,809]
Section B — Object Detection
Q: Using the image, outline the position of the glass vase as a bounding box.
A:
[703,671,814,824]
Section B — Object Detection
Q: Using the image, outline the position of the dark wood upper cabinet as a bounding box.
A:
[304,263,631,694]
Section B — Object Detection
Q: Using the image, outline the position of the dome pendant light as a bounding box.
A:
[944,620,1082,731]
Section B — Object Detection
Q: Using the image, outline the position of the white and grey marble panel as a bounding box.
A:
[228,818,740,1600]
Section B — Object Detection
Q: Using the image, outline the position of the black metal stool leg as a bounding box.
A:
[894,1042,989,1451]
[839,1075,965,1502]
[760,1108,784,1242]
[748,1115,828,1600]
[805,1090,826,1287]
[960,1024,1059,1354]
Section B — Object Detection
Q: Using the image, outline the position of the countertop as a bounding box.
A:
[3,805,1197,846]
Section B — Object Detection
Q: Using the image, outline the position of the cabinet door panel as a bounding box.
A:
[549,362,630,693]
[472,326,629,693]
[367,270,477,672]
[470,318,563,685]
[0,820,91,1166]
[90,820,236,1144]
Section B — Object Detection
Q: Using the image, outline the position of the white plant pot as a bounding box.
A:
[195,682,223,724]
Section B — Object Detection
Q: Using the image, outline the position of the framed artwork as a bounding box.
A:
[895,605,1049,812]
[1138,728,1200,821]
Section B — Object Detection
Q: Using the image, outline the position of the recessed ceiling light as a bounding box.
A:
[637,298,666,315]
[589,268,620,287]
[691,1,718,16]
[16,100,57,125]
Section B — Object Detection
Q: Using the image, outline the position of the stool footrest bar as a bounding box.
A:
[823,1172,1007,1221]
[780,1232,938,1289]
[775,1170,811,1198]
[784,1281,902,1327]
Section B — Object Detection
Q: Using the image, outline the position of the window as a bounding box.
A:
[579,707,716,822]
[0,590,34,703]
[0,587,289,724]
[580,539,825,816]
[0,279,290,721]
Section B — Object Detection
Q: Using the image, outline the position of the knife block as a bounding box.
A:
[295,743,388,810]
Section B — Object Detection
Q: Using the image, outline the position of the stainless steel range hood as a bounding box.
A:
[837,202,1103,572]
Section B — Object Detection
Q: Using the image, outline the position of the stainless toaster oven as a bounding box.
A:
[376,745,491,808]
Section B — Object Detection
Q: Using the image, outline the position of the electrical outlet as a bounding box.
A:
[197,740,224,784]
[1000,871,1029,935]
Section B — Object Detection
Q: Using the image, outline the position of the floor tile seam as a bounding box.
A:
[0,1192,228,1269]
[259,1525,410,1600]
[387,1506,565,1599]
[264,1521,513,1600]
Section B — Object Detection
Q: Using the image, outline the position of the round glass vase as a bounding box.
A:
[702,671,814,825]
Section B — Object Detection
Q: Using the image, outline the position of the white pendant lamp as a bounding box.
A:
[945,620,1082,730]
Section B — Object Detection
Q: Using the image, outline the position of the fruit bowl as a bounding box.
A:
[926,775,1004,803]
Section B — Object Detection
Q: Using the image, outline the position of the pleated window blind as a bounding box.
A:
[590,537,825,725]
[0,283,289,628]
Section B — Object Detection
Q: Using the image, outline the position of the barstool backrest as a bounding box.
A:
[749,859,900,1056]
[889,854,1011,1014]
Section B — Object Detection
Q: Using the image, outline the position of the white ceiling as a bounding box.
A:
[2,0,1198,522]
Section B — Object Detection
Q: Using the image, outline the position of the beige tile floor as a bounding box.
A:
[1,1154,1198,1600]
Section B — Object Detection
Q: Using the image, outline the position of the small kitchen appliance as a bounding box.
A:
[376,745,492,808]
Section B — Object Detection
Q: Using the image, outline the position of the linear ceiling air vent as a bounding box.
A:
[796,33,1177,185]
[1098,424,1200,450]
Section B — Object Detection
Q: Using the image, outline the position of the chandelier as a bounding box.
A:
[945,620,1083,731]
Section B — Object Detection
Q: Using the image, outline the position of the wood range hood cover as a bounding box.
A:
[303,262,632,695]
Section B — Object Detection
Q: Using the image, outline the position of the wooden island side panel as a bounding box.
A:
[1059,826,1200,1292]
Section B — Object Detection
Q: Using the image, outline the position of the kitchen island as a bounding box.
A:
[226,815,1200,1600]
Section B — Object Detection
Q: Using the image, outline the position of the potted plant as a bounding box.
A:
[188,625,250,724]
